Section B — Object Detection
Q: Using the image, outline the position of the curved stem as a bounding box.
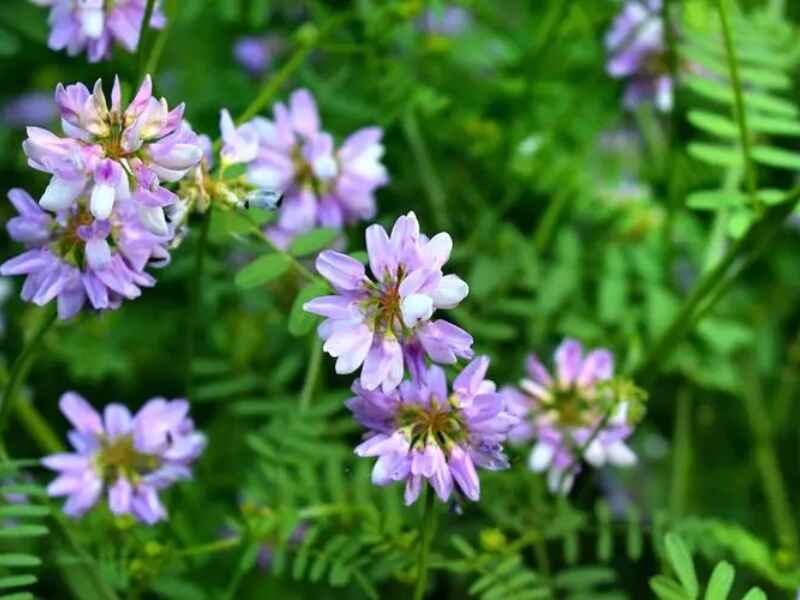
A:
[185,210,212,397]
[137,0,158,80]
[413,486,436,600]
[144,0,176,77]
[0,309,57,453]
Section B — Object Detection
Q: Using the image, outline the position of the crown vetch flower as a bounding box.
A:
[42,392,205,524]
[31,0,165,62]
[304,211,472,392]
[243,88,388,247]
[348,357,516,505]
[0,188,170,319]
[506,339,639,494]
[24,75,203,236]
[605,0,673,112]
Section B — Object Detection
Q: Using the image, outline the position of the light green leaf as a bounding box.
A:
[704,561,734,600]
[752,146,800,170]
[235,254,291,288]
[288,281,328,336]
[288,228,339,257]
[688,111,738,138]
[687,143,741,168]
[665,533,699,598]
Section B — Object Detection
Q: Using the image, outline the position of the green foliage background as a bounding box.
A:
[2,0,800,598]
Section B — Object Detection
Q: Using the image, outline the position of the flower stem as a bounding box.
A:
[185,209,212,397]
[0,308,57,454]
[413,485,437,600]
[716,0,760,213]
[137,0,158,80]
[299,336,323,411]
[144,0,176,77]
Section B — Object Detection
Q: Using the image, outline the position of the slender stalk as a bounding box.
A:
[533,189,570,254]
[144,0,177,77]
[0,309,57,450]
[137,0,158,80]
[402,111,451,232]
[299,336,323,411]
[716,0,760,212]
[413,485,437,600]
[742,359,799,552]
[632,185,800,378]
[185,210,212,397]
[15,398,64,454]
[669,389,692,517]
[178,536,242,558]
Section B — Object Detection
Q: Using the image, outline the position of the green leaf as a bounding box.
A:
[741,589,766,600]
[0,575,36,590]
[0,525,47,539]
[686,191,747,210]
[703,562,734,600]
[0,505,48,519]
[665,534,699,598]
[650,575,692,600]
[288,228,339,257]
[752,146,800,170]
[687,143,741,168]
[748,114,800,136]
[235,254,291,288]
[288,282,328,336]
[688,111,738,138]
[0,555,40,568]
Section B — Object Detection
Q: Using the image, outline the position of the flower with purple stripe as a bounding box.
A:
[304,211,472,392]
[605,0,673,112]
[348,356,517,505]
[243,89,388,248]
[31,0,165,63]
[25,75,203,236]
[42,392,205,524]
[0,188,170,318]
[506,339,638,494]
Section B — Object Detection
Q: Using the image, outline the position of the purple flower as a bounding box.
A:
[31,0,166,63]
[24,75,202,236]
[2,92,57,128]
[42,392,205,524]
[507,339,638,494]
[243,89,388,247]
[348,356,517,505]
[605,0,673,112]
[233,36,282,76]
[304,211,472,392]
[0,188,171,319]
[416,6,472,36]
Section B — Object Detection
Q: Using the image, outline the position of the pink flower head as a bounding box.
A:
[42,392,206,524]
[304,211,472,392]
[0,188,170,319]
[24,75,203,236]
[242,89,388,247]
[348,356,517,505]
[605,0,673,112]
[506,339,638,494]
[31,0,166,63]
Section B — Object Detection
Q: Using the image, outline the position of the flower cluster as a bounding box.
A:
[506,339,641,494]
[43,392,205,524]
[1,76,202,318]
[348,357,516,505]
[237,89,388,248]
[304,211,472,393]
[605,0,673,112]
[32,0,165,62]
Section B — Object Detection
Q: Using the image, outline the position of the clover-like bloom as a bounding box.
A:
[42,392,205,524]
[24,75,203,236]
[0,188,170,319]
[243,88,388,248]
[233,36,282,76]
[605,0,672,112]
[304,211,472,392]
[31,0,165,63]
[506,339,638,494]
[348,356,516,505]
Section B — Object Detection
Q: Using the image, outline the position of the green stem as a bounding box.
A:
[144,0,176,77]
[16,398,64,454]
[299,336,323,411]
[137,0,158,80]
[185,209,212,397]
[178,536,242,557]
[533,189,570,254]
[402,110,451,232]
[632,185,800,378]
[413,486,437,600]
[742,359,799,553]
[669,389,692,517]
[716,0,760,212]
[0,309,57,452]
